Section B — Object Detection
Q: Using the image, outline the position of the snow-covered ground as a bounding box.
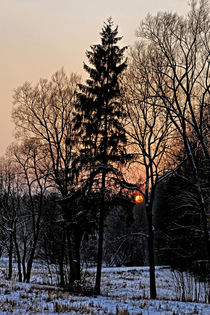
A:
[0,260,209,314]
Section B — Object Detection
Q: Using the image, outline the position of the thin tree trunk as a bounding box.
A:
[146,203,156,299]
[69,228,82,288]
[13,232,22,282]
[8,233,13,280]
[26,228,40,282]
[59,228,65,287]
[94,202,105,294]
[95,171,106,294]
[26,244,36,283]
[22,237,27,281]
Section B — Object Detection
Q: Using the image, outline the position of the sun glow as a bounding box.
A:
[134,193,144,204]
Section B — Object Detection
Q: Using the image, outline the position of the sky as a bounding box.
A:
[0,0,189,156]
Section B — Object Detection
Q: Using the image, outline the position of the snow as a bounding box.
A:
[0,260,209,314]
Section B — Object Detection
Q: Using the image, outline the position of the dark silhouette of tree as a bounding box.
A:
[136,0,210,261]
[155,130,210,274]
[122,56,173,298]
[75,18,128,294]
[0,156,22,281]
[12,69,82,286]
[11,139,48,283]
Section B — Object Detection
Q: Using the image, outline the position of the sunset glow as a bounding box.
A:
[134,194,144,204]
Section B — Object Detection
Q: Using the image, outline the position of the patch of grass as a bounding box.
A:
[53,301,92,314]
[114,270,124,275]
[116,304,130,314]
[4,288,11,295]
[19,292,29,299]
[44,293,54,302]
[26,303,40,312]
[121,276,135,281]
[68,280,95,296]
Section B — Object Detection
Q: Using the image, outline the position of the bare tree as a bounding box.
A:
[137,0,209,157]
[0,156,22,280]
[12,69,80,197]
[122,52,176,298]
[9,139,48,282]
[135,0,210,261]
[12,69,82,285]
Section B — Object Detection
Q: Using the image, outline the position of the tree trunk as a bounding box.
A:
[69,228,82,287]
[59,228,66,287]
[146,203,157,299]
[8,233,13,280]
[13,232,22,282]
[22,237,27,281]
[25,240,37,283]
[95,171,106,294]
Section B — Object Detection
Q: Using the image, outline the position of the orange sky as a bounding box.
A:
[0,0,189,156]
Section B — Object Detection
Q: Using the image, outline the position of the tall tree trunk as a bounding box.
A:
[22,237,27,281]
[59,228,66,287]
[69,228,82,287]
[95,171,106,294]
[25,250,35,283]
[8,233,13,280]
[146,202,156,299]
[25,237,38,283]
[13,232,22,282]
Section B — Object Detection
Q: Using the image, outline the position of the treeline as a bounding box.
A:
[0,0,209,299]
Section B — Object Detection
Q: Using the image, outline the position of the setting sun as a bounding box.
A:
[134,194,144,204]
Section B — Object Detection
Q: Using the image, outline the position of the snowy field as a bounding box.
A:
[0,260,209,314]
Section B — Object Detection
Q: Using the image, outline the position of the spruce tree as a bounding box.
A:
[75,18,128,294]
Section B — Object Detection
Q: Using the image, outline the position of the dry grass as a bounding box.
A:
[0,262,209,314]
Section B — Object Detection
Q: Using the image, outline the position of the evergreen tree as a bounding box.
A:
[75,18,128,294]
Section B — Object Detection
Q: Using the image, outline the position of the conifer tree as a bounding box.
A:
[75,18,128,294]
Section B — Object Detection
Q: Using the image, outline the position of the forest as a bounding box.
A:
[0,0,209,303]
